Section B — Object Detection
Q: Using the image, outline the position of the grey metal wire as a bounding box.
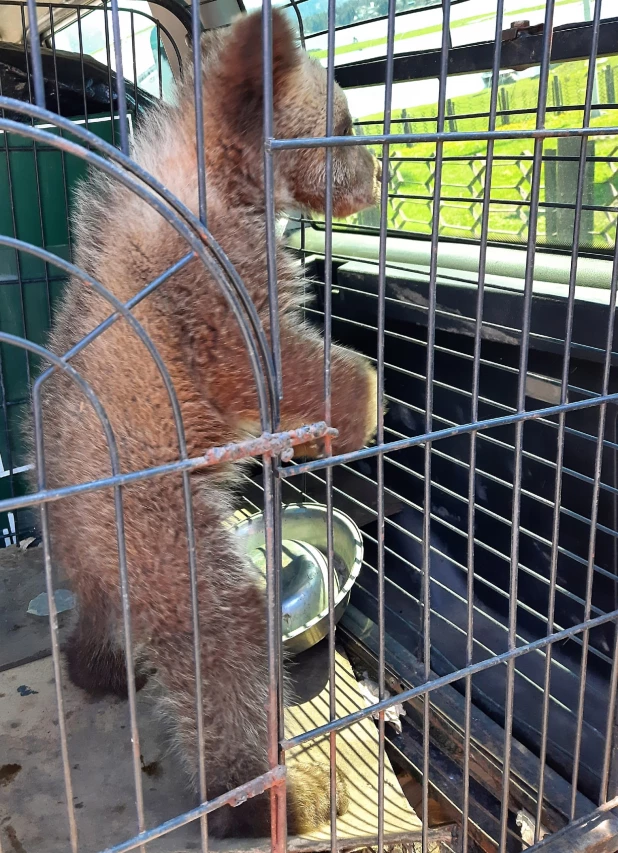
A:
[419,0,450,846]
[269,125,618,149]
[192,0,207,226]
[280,602,618,749]
[99,768,286,853]
[279,390,618,480]
[25,334,123,853]
[601,624,618,801]
[570,157,618,822]
[261,4,287,851]
[109,0,129,155]
[498,2,556,849]
[187,1,208,846]
[462,2,504,849]
[376,0,396,848]
[321,0,338,848]
[537,0,605,838]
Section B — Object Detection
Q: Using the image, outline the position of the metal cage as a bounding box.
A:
[0,0,617,852]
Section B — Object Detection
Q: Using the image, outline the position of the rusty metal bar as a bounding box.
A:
[526,802,618,853]
[0,412,337,516]
[98,767,287,853]
[322,0,338,845]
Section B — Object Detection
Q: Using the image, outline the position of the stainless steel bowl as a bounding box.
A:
[230,503,363,654]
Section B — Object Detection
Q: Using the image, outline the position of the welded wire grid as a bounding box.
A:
[2,1,284,849]
[0,0,617,853]
[0,0,184,546]
[273,0,618,850]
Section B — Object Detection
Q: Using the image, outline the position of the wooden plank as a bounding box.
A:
[340,607,597,833]
[528,813,618,853]
[386,718,515,853]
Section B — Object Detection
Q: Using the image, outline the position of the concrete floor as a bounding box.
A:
[0,636,438,853]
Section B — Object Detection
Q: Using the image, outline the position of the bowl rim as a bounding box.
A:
[229,502,364,642]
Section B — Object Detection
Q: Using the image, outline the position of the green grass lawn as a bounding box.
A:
[340,55,618,250]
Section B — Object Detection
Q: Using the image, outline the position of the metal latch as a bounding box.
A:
[502,19,545,42]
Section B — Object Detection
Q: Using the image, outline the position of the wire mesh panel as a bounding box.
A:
[0,0,617,852]
[268,0,618,850]
[0,0,183,542]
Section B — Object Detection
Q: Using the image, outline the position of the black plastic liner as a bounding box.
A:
[284,256,618,806]
[0,41,158,121]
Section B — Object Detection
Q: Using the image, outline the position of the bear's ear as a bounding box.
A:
[214,9,300,137]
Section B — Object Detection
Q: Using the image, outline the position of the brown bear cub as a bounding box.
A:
[38,8,380,839]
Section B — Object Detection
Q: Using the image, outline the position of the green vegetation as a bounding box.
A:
[340,56,618,250]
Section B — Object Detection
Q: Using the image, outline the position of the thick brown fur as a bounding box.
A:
[36,9,380,839]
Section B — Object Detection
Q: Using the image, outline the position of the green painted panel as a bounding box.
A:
[0,282,29,402]
[0,112,129,543]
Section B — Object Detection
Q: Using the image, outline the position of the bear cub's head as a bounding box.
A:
[203,9,382,218]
